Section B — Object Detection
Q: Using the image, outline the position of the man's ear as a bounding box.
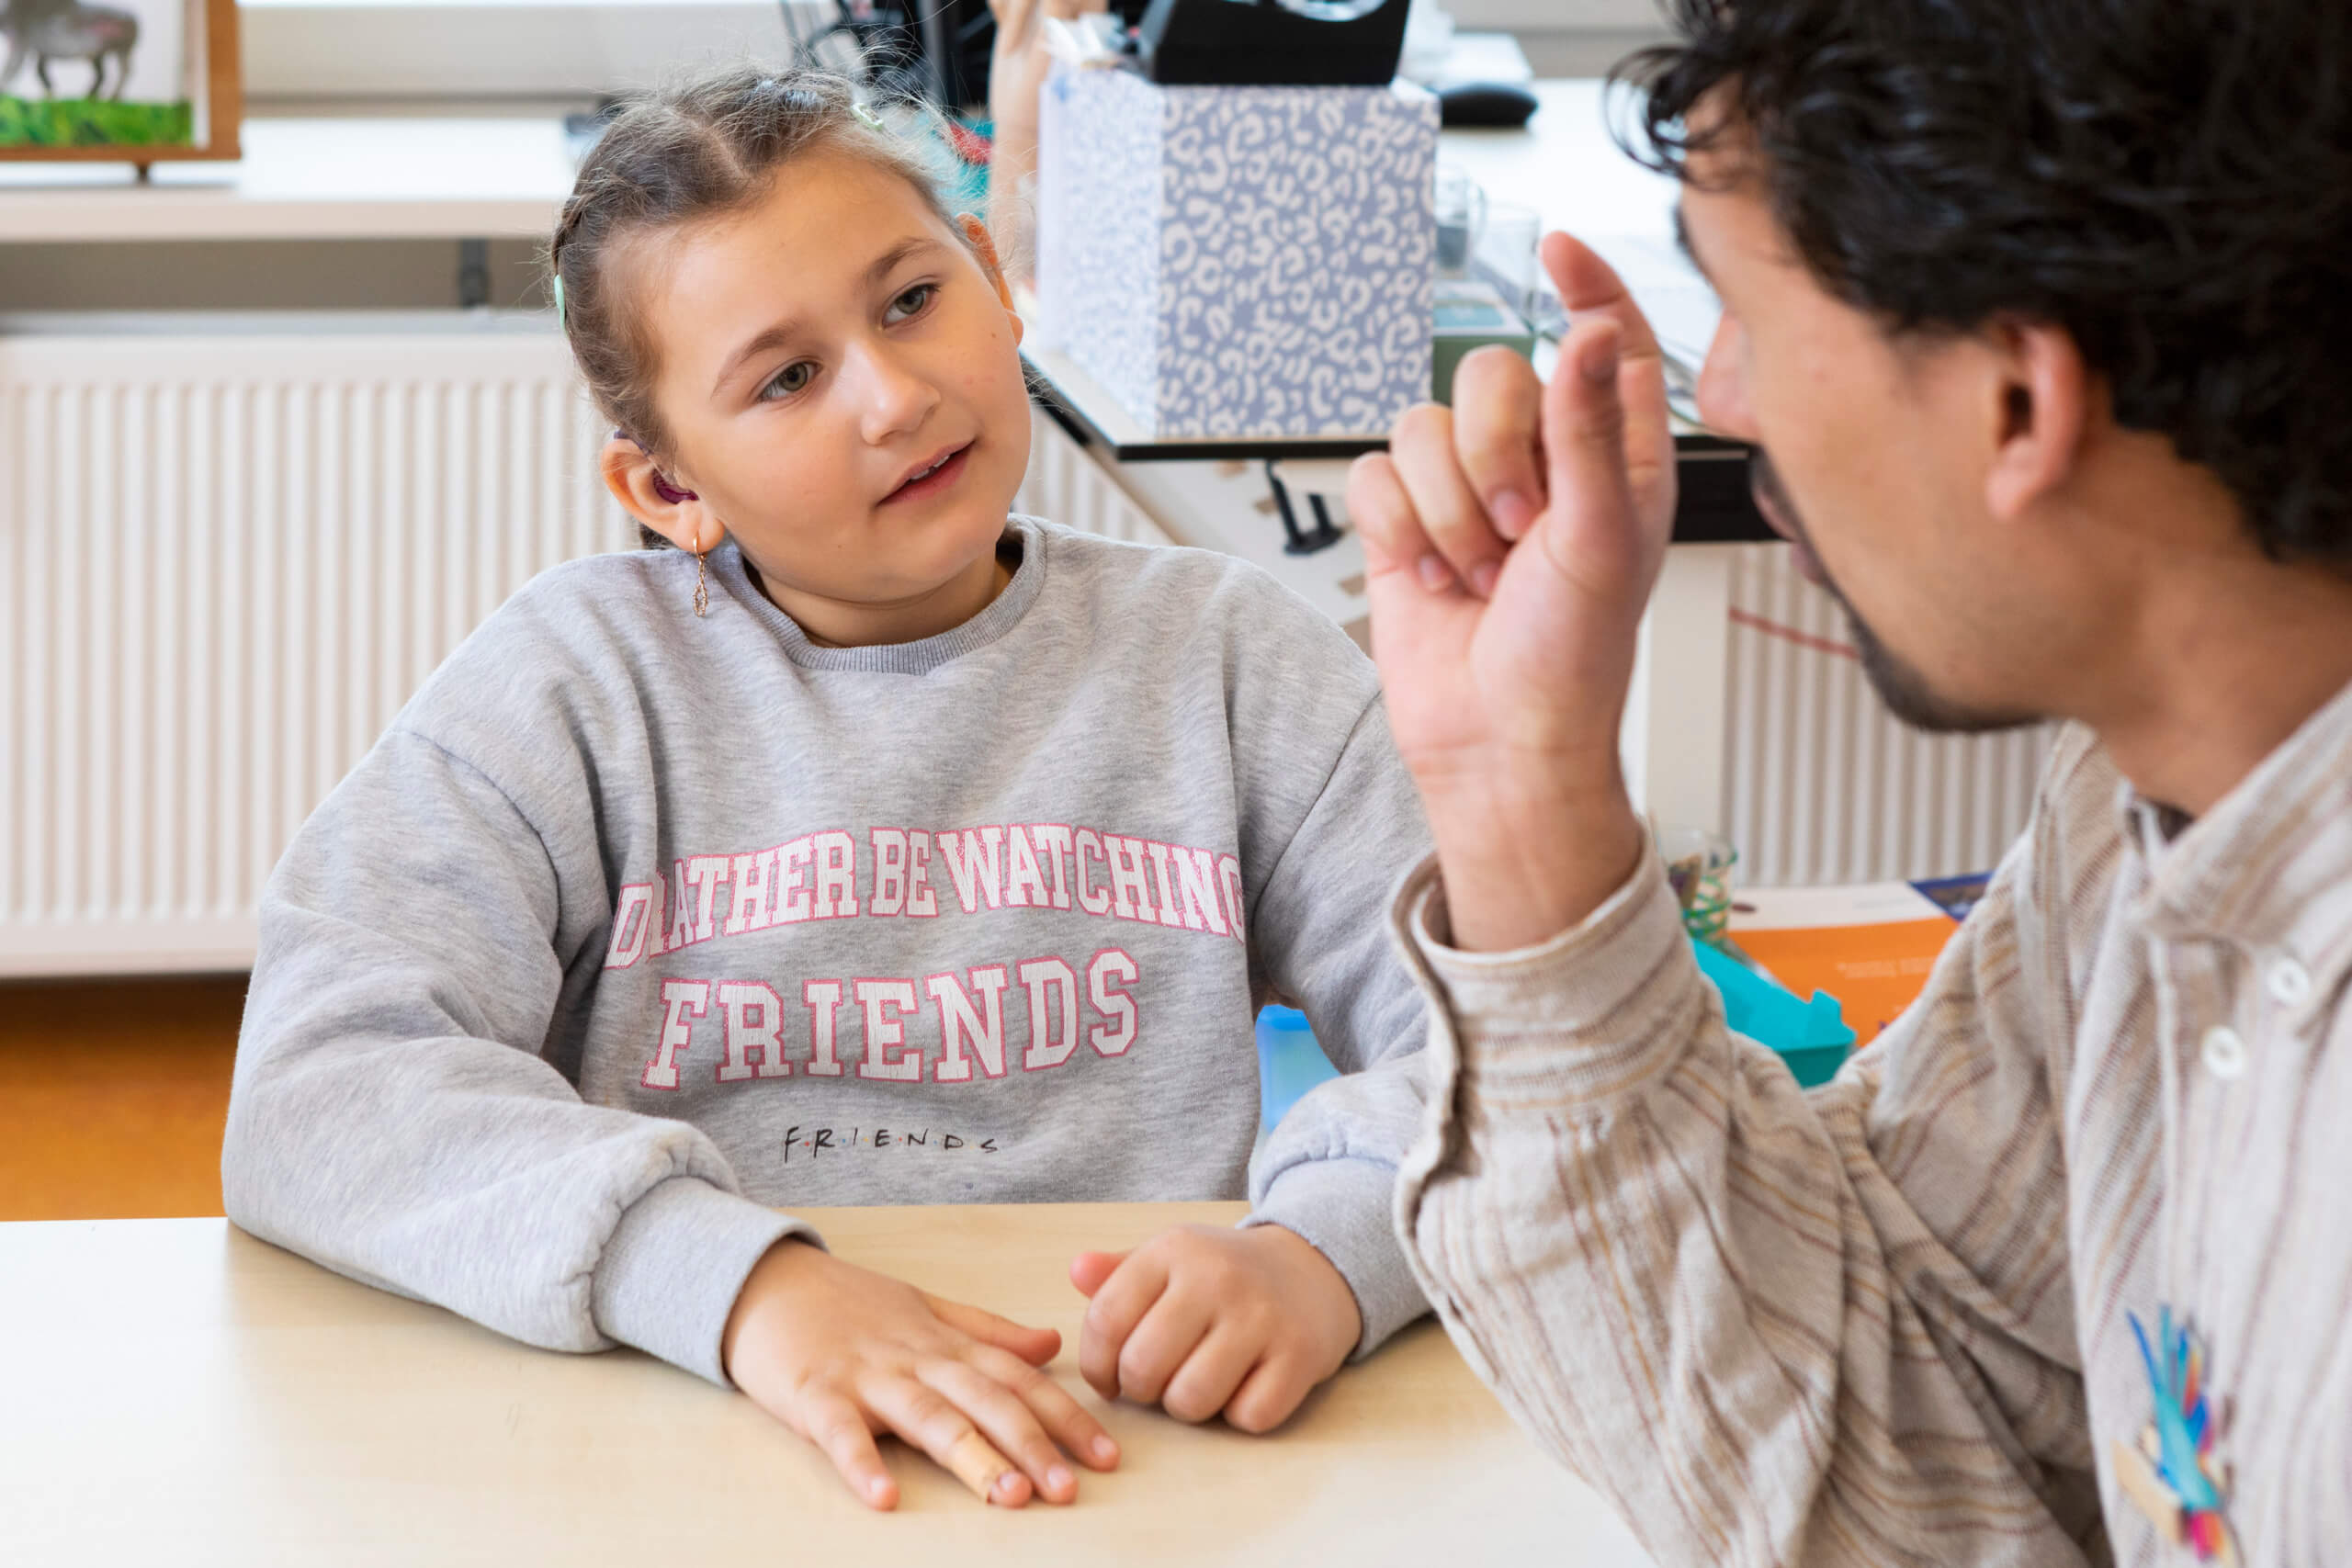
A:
[958,212,1025,345]
[1984,319,2091,522]
[600,435,717,550]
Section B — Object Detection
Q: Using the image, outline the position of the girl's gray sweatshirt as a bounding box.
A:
[222,518,1434,1386]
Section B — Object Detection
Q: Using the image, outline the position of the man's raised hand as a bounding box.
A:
[1347,233,1678,952]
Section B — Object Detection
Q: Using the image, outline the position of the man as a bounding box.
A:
[1347,0,2351,1562]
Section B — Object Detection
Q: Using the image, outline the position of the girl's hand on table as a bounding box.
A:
[1070,1224,1361,1433]
[721,1239,1120,1510]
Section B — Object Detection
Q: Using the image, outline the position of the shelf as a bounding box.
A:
[0,113,574,243]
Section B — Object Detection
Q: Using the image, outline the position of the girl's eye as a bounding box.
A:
[885,284,934,323]
[760,361,816,401]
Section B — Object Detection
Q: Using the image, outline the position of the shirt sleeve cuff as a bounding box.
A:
[1396,840,1705,1111]
[1244,1155,1430,1359]
[589,1176,820,1386]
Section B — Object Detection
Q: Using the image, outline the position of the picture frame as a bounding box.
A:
[0,0,240,169]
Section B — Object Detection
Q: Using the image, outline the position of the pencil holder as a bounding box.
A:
[1657,822,1738,948]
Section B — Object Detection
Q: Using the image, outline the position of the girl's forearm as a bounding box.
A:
[986,120,1040,288]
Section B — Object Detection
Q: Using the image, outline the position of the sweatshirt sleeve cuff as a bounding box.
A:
[1244,1155,1430,1359]
[590,1176,820,1386]
[1396,841,1707,1111]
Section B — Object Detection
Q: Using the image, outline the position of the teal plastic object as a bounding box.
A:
[1690,938,1857,1088]
[939,115,992,209]
[1255,1006,1340,1134]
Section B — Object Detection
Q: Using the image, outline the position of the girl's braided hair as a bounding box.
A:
[546,65,964,546]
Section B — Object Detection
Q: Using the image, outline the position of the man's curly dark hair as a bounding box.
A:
[1617,0,2352,567]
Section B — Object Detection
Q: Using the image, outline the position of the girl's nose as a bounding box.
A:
[846,341,942,445]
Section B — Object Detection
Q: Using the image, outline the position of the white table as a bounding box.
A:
[0,1201,1658,1566]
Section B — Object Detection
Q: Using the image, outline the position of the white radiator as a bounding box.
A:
[1,313,2030,977]
[1722,543,2054,887]
[1,317,627,975]
[0,315,1167,976]
[1014,410,1172,548]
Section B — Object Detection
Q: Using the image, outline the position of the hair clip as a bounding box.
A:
[552,275,567,327]
[853,99,888,133]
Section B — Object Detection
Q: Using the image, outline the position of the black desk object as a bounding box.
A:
[1132,0,1410,86]
[1436,82,1540,129]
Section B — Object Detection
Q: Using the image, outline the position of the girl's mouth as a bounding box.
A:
[883,443,972,505]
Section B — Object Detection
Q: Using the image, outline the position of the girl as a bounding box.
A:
[222,66,1432,1513]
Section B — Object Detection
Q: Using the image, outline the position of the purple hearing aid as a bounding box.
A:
[616,429,699,503]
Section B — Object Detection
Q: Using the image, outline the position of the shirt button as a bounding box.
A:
[2266,956,2312,1008]
[2200,1025,2248,1080]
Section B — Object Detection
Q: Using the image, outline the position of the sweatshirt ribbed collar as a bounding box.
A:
[707,514,1048,675]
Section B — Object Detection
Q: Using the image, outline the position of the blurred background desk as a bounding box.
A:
[0,1201,1658,1566]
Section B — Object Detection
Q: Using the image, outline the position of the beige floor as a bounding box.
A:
[0,976,245,1220]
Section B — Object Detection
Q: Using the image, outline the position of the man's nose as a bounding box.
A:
[1693,313,1758,441]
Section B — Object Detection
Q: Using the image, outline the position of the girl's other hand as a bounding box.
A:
[1069,1224,1361,1433]
[720,1239,1121,1509]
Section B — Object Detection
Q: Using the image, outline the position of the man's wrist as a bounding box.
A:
[1421,782,1645,953]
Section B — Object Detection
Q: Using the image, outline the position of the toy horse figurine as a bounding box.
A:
[0,0,141,101]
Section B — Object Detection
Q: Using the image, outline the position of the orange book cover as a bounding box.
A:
[1727,874,1985,1046]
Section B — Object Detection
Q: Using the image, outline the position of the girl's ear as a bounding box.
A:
[957,213,1024,344]
[600,435,717,551]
